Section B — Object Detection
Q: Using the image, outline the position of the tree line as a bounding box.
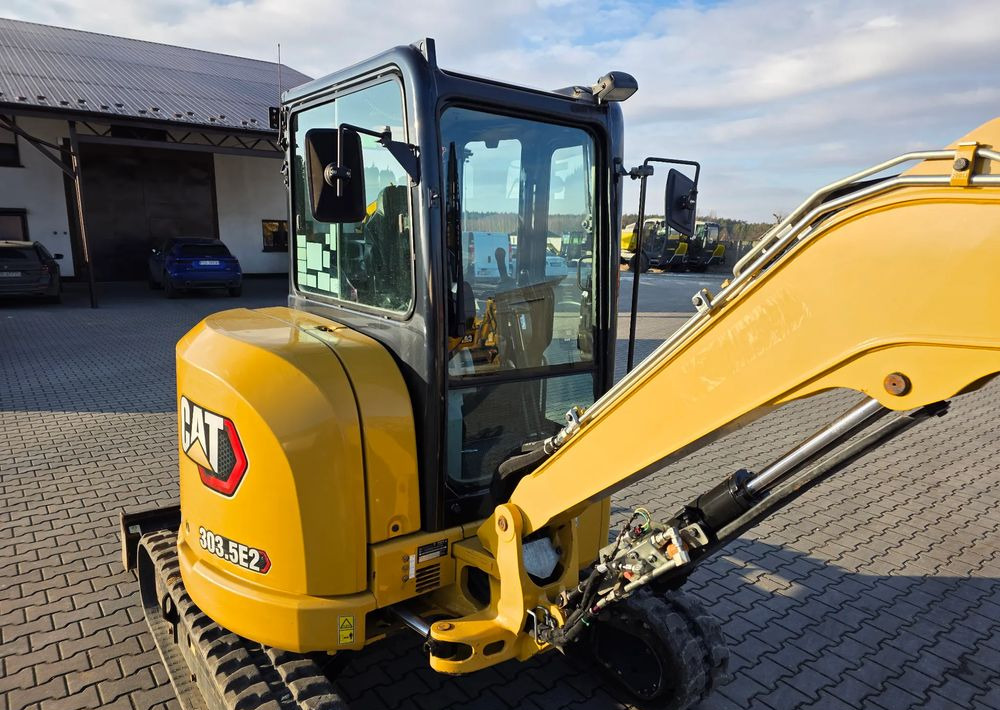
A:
[460,211,774,244]
[622,214,773,243]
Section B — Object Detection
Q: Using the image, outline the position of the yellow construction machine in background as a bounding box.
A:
[622,219,724,271]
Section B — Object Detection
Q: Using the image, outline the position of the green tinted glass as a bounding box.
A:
[291,80,413,313]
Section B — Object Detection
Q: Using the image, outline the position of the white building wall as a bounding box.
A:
[213,153,288,274]
[0,117,75,275]
[0,117,288,278]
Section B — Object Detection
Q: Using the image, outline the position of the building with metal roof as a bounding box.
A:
[0,17,310,293]
[0,17,309,131]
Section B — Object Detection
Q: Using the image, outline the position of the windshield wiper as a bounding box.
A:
[446,142,468,338]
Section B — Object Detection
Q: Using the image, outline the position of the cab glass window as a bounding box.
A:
[291,80,413,313]
[440,107,599,491]
[442,108,597,378]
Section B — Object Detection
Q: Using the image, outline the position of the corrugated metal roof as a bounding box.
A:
[0,17,310,133]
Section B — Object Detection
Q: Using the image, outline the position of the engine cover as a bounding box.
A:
[174,306,417,651]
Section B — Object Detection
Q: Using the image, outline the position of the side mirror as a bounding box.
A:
[53,253,64,260]
[664,168,697,237]
[305,126,366,223]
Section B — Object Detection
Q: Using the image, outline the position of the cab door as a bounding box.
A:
[440,106,604,523]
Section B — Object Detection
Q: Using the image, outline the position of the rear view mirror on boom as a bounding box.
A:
[624,156,700,372]
[664,168,697,237]
[304,127,367,224]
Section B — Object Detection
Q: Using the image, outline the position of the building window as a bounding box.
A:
[0,209,29,240]
[262,219,289,252]
[0,116,21,168]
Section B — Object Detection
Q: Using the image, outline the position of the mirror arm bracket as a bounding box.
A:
[679,188,698,210]
[628,164,654,180]
[339,122,421,185]
[383,141,420,185]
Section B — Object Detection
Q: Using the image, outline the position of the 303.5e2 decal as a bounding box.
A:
[180,396,248,496]
[199,527,271,574]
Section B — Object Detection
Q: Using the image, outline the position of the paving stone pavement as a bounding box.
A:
[1,279,998,710]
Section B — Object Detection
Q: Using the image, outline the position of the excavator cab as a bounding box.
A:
[286,38,625,528]
[121,38,637,699]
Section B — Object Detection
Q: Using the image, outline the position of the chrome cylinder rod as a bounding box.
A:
[392,606,431,637]
[745,397,887,496]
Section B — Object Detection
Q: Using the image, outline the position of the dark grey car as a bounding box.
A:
[0,240,63,302]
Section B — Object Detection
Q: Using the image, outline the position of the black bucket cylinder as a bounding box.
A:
[686,468,757,535]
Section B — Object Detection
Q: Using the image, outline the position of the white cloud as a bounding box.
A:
[4,0,998,220]
[863,15,900,30]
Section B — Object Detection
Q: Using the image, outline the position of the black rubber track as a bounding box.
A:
[138,531,348,710]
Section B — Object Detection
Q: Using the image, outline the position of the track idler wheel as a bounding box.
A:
[583,589,729,710]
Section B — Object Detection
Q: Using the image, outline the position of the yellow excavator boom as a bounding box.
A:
[429,118,1000,670]
[514,129,1000,533]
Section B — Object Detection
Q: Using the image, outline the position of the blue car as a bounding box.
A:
[148,238,242,298]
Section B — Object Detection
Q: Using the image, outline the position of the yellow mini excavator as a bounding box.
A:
[121,38,1000,710]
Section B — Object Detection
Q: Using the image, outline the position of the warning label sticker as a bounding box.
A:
[417,539,448,563]
[338,615,355,644]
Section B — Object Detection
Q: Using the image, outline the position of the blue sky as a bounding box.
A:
[7,0,998,221]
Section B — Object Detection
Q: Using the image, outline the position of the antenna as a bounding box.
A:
[277,43,282,101]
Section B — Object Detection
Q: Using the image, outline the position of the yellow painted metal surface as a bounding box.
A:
[259,308,421,542]
[577,495,611,567]
[369,526,464,607]
[429,504,573,673]
[178,537,376,652]
[621,223,637,252]
[951,142,978,187]
[177,309,367,597]
[427,498,609,673]
[176,306,416,651]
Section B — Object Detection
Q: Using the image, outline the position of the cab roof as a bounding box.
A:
[282,38,607,108]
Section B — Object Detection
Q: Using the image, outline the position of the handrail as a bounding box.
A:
[735,147,1000,277]
[734,149,955,277]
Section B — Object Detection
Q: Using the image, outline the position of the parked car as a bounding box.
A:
[148,238,242,297]
[0,240,63,302]
[462,231,512,282]
[543,249,570,278]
